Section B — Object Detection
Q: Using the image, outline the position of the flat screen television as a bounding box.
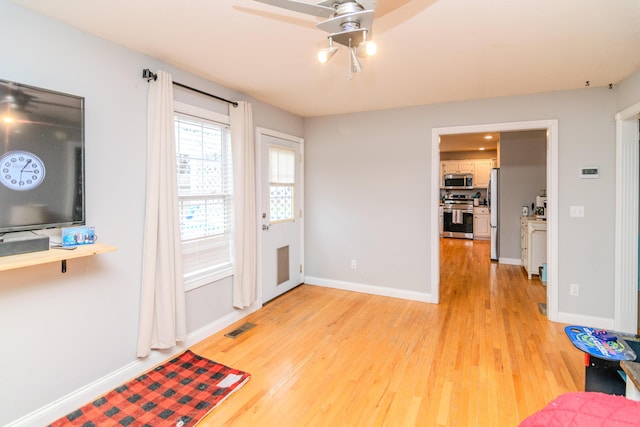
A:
[0,79,85,234]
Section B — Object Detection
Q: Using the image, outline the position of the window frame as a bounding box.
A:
[174,101,233,291]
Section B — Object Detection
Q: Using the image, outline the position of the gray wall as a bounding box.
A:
[499,131,547,260]
[305,87,620,320]
[617,69,640,111]
[0,1,303,425]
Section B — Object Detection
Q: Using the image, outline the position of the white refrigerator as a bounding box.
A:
[488,168,499,261]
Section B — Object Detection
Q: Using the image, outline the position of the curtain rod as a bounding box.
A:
[142,69,238,108]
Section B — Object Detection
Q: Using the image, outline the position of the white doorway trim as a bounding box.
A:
[255,127,305,305]
[431,120,559,321]
[614,102,640,333]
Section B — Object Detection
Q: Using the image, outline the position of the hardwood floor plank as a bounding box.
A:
[189,238,583,426]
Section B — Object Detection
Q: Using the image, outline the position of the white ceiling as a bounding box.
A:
[9,0,640,118]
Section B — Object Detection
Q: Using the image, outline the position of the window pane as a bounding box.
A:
[269,146,295,184]
[178,196,231,240]
[174,110,233,284]
[176,116,231,198]
[270,184,294,222]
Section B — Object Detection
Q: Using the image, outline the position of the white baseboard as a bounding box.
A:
[556,311,614,330]
[498,257,522,265]
[305,276,436,303]
[8,303,261,427]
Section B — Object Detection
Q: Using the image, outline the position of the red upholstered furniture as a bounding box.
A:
[519,392,640,426]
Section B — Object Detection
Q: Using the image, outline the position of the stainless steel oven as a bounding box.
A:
[442,202,474,239]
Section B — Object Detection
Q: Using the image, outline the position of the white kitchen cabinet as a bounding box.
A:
[439,205,444,237]
[440,160,476,187]
[441,160,475,175]
[457,160,475,173]
[440,159,493,188]
[473,207,490,239]
[473,159,493,188]
[520,216,547,279]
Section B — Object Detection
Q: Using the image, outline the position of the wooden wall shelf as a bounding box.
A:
[0,242,117,273]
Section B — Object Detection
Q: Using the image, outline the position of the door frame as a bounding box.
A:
[614,101,640,332]
[255,127,305,305]
[430,120,559,321]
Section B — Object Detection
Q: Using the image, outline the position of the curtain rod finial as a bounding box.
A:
[142,69,157,82]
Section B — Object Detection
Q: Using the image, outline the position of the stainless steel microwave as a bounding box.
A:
[443,174,473,189]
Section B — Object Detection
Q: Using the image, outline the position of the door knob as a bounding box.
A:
[262,224,270,231]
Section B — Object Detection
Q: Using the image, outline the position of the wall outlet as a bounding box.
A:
[350,259,357,269]
[570,283,580,296]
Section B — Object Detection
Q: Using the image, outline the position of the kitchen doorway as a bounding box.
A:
[430,120,559,321]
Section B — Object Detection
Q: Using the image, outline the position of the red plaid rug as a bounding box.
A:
[49,350,250,427]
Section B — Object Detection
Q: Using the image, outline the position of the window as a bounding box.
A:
[269,145,295,222]
[174,103,232,289]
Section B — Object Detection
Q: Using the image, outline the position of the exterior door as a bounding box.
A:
[258,128,304,303]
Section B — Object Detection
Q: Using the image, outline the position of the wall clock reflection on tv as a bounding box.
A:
[0,150,46,191]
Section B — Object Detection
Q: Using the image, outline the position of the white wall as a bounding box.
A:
[305,88,618,317]
[0,1,303,425]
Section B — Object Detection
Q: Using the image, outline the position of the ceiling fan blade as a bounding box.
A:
[254,0,335,18]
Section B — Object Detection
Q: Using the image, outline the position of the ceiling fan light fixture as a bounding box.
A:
[254,0,381,78]
[355,29,377,58]
[363,39,377,56]
[356,39,377,58]
[318,38,339,63]
[361,29,377,56]
[318,46,338,63]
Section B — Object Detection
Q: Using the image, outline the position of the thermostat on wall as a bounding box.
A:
[579,166,599,179]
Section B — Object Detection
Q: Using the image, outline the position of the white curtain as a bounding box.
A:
[137,70,187,358]
[230,102,257,308]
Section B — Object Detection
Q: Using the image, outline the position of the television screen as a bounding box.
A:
[0,79,85,234]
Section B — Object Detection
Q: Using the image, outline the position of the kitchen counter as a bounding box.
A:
[473,206,490,239]
[523,215,546,223]
[521,216,547,279]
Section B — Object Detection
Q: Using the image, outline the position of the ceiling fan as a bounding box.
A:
[254,0,384,77]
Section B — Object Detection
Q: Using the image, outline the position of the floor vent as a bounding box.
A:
[224,322,256,339]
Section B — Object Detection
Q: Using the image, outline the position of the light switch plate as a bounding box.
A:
[570,206,585,217]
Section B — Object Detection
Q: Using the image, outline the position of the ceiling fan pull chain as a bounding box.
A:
[348,39,354,80]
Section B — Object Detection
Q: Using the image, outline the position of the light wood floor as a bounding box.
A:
[191,238,583,426]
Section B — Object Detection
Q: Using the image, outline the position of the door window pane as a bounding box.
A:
[268,145,295,222]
